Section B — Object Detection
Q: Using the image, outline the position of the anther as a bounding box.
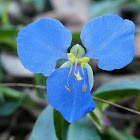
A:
[81,62,86,68]
[68,53,76,63]
[72,70,83,81]
[78,57,90,66]
[68,53,73,57]
[83,84,86,93]
[65,85,72,92]
[71,57,75,63]
[83,57,90,62]
[81,67,86,93]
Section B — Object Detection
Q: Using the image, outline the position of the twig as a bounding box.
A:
[93,97,140,115]
[0,83,47,89]
[0,83,140,116]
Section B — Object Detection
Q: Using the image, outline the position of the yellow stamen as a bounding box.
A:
[78,57,90,63]
[83,57,90,62]
[65,85,72,92]
[81,62,86,68]
[71,58,75,63]
[83,84,86,93]
[72,70,83,81]
[78,58,83,63]
[68,53,73,57]
[68,53,77,63]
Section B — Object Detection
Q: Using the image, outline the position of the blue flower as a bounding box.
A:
[17,15,135,123]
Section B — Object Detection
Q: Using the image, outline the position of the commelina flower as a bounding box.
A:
[17,15,135,123]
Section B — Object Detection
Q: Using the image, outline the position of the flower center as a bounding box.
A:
[68,53,90,68]
[65,44,90,93]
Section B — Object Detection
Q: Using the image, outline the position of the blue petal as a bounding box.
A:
[17,18,72,76]
[47,67,95,123]
[80,15,135,70]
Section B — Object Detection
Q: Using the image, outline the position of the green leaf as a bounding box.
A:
[119,131,138,140]
[53,109,64,140]
[105,127,128,140]
[0,100,21,116]
[30,106,58,140]
[0,86,24,100]
[94,79,140,101]
[0,93,26,116]
[105,127,138,140]
[88,110,103,131]
[62,120,70,140]
[0,26,22,51]
[67,118,101,140]
[53,109,70,140]
[0,91,5,103]
[30,106,101,140]
[89,0,126,18]
[93,79,140,111]
[135,96,140,111]
[0,87,28,116]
